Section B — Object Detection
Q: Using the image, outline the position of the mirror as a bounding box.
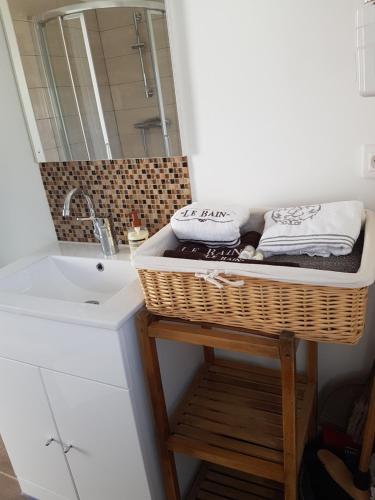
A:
[2,0,181,161]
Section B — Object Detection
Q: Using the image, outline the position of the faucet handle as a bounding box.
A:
[76,216,95,222]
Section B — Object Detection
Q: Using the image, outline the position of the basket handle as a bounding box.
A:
[195,271,245,289]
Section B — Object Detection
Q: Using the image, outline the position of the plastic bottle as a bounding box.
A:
[128,211,149,256]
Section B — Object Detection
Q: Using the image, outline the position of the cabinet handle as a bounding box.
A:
[45,438,55,447]
[63,444,73,454]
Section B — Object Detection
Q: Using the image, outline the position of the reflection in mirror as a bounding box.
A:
[7,1,182,161]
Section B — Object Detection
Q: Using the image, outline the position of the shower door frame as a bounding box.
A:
[34,0,169,161]
[36,11,114,161]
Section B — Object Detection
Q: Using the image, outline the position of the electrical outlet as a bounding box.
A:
[362,145,375,177]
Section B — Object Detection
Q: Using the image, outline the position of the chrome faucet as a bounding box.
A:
[62,188,119,256]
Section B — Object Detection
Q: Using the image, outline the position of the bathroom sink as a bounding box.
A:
[0,255,137,304]
[0,242,144,329]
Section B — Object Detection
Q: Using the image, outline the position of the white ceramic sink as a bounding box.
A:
[0,255,136,305]
[0,242,144,329]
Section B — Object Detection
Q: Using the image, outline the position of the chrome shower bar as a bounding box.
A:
[132,12,153,99]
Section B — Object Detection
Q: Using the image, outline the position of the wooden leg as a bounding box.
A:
[137,309,181,500]
[307,341,318,440]
[280,332,297,500]
[203,346,215,364]
[359,372,375,473]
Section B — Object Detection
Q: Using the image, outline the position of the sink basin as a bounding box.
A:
[0,255,137,304]
[0,242,144,329]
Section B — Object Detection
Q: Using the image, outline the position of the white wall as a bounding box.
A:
[0,19,56,267]
[168,0,375,389]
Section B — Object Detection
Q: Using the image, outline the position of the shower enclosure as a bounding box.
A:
[34,1,179,160]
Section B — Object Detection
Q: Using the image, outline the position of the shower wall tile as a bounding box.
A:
[115,106,159,136]
[29,87,52,120]
[21,55,47,88]
[96,7,135,31]
[105,52,152,86]
[84,10,99,31]
[99,85,115,112]
[109,136,124,159]
[87,30,104,58]
[100,25,137,58]
[39,156,191,243]
[36,118,58,150]
[14,20,39,56]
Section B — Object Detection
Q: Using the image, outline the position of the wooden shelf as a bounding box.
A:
[187,462,284,500]
[168,358,314,483]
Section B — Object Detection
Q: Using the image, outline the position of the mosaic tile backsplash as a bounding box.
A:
[40,157,192,243]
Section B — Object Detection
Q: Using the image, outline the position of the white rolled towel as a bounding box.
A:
[257,201,363,257]
[171,203,250,248]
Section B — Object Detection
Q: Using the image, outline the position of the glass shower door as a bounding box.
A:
[146,10,181,157]
[39,13,112,160]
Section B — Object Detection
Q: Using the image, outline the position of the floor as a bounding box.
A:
[0,438,23,499]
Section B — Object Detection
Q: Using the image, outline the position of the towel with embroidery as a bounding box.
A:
[257,201,363,257]
[171,203,250,248]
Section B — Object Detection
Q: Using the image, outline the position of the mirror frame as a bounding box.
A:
[0,0,187,163]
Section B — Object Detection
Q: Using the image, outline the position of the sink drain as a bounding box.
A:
[84,300,100,305]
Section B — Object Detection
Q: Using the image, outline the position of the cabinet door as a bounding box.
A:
[0,357,78,500]
[42,370,152,500]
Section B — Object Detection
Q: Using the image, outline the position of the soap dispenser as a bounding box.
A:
[128,211,149,255]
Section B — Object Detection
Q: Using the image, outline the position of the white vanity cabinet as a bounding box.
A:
[43,370,151,500]
[0,244,203,500]
[0,356,152,500]
[0,357,78,500]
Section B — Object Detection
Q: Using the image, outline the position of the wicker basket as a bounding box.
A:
[135,209,375,345]
[138,269,369,344]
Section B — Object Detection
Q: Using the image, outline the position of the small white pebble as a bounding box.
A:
[252,251,264,261]
[239,245,255,260]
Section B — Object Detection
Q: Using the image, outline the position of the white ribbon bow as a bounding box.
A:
[195,270,245,289]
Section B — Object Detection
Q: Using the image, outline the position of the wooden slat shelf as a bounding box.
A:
[168,359,314,483]
[187,462,284,500]
[137,311,318,499]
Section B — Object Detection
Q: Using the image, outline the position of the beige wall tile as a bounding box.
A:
[14,20,39,56]
[120,133,147,158]
[57,86,77,116]
[87,30,104,58]
[29,87,52,119]
[37,118,58,150]
[100,25,136,58]
[109,135,123,158]
[64,115,85,145]
[10,0,59,21]
[105,52,153,85]
[70,57,91,86]
[92,57,109,85]
[99,85,114,112]
[22,55,46,88]
[84,11,99,31]
[104,110,119,138]
[96,7,137,31]
[64,26,87,58]
[70,141,89,159]
[139,16,170,51]
[44,20,65,57]
[110,76,176,112]
[44,147,60,161]
[110,80,156,111]
[115,105,159,136]
[149,47,173,78]
[50,56,71,86]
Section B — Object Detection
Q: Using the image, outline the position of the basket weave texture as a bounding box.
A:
[138,270,368,344]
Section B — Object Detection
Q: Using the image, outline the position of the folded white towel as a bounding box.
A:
[171,203,250,248]
[258,201,363,257]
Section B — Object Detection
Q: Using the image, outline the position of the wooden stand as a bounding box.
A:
[137,310,317,500]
